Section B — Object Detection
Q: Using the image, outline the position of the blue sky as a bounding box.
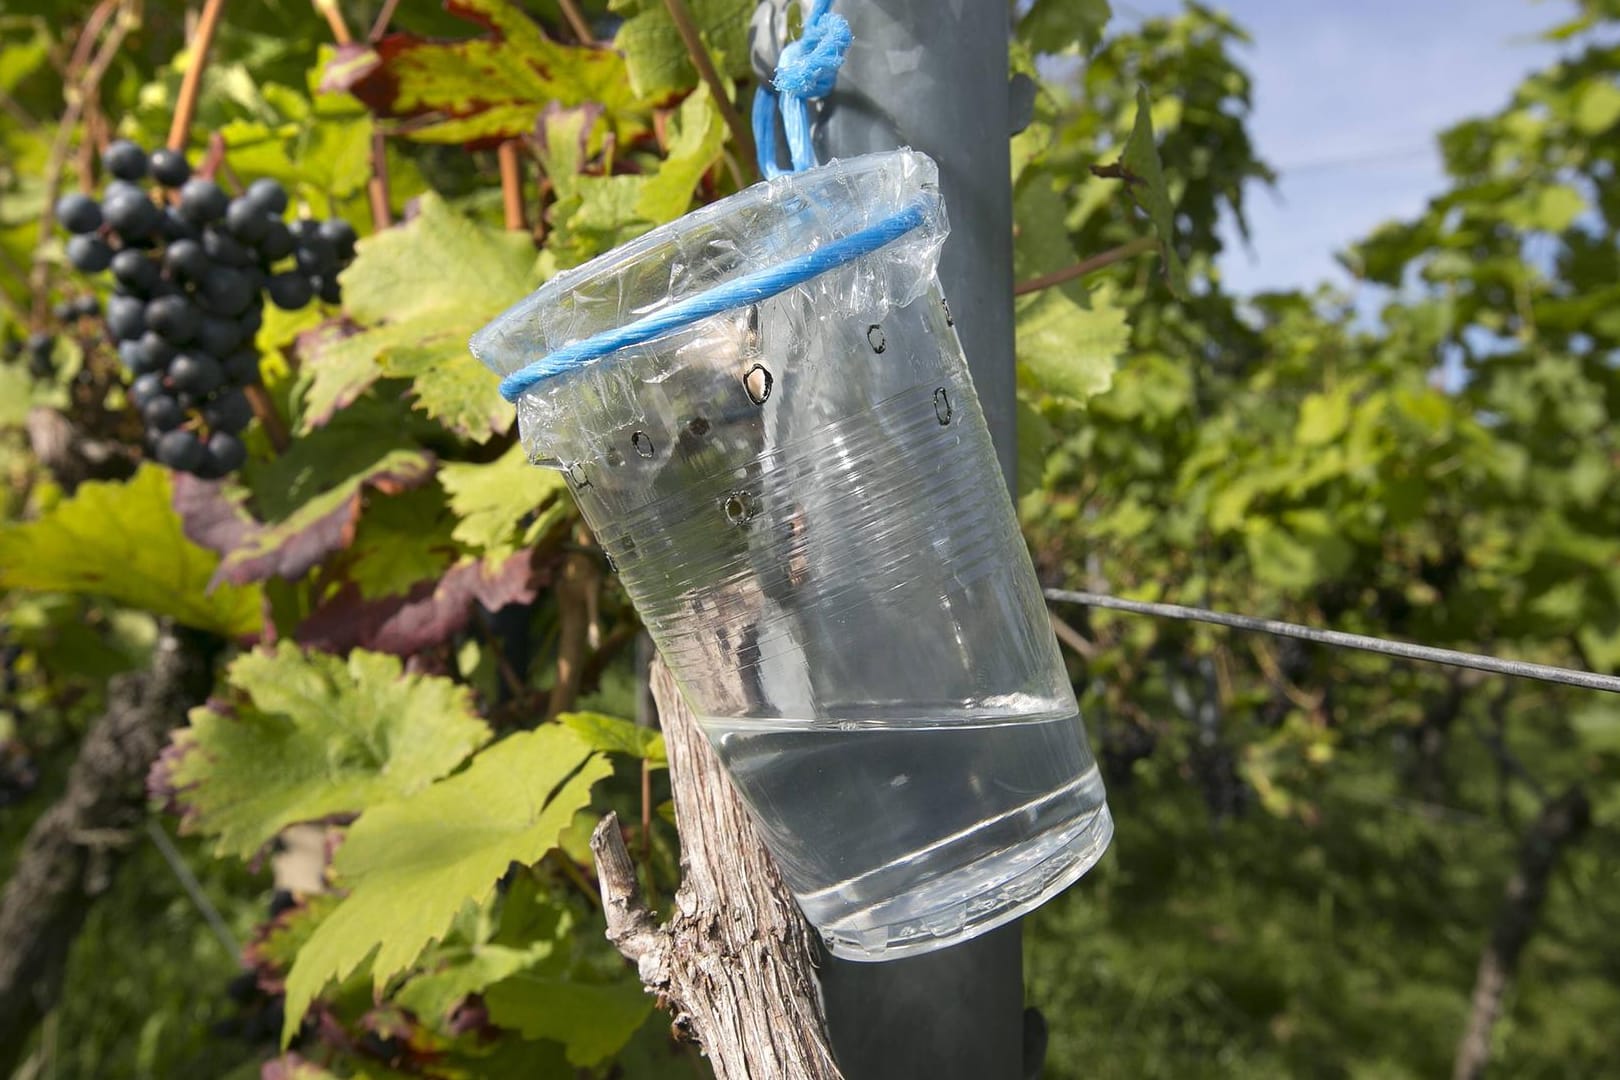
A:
[1120,0,1567,295]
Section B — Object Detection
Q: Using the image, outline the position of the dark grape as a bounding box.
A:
[143,395,186,432]
[137,330,176,369]
[196,315,242,356]
[203,228,251,268]
[225,198,270,244]
[103,190,160,238]
[155,428,203,470]
[205,431,246,473]
[129,372,165,407]
[258,218,294,261]
[105,294,146,340]
[117,339,143,368]
[110,249,161,295]
[66,234,113,273]
[266,272,312,310]
[245,177,289,215]
[149,148,191,188]
[318,218,358,260]
[203,388,254,434]
[103,139,149,181]
[160,206,199,243]
[146,295,201,344]
[239,303,263,337]
[166,242,209,287]
[315,275,342,305]
[55,192,103,234]
[202,268,254,316]
[289,218,319,243]
[26,332,53,360]
[53,301,78,322]
[72,295,101,318]
[169,353,224,395]
[178,178,228,225]
[103,179,145,205]
[294,241,337,278]
[222,347,261,385]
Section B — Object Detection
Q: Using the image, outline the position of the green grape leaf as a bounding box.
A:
[281,725,613,1046]
[1111,86,1189,297]
[303,193,536,440]
[634,85,727,225]
[614,0,753,100]
[376,343,515,442]
[1020,0,1112,55]
[344,486,459,600]
[321,0,646,146]
[0,465,263,637]
[438,442,572,559]
[1016,287,1127,406]
[484,974,654,1066]
[160,643,491,859]
[558,711,667,765]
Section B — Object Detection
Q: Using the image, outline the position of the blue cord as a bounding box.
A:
[754,0,852,178]
[499,197,929,402]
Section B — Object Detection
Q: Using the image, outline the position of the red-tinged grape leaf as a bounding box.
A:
[159,642,492,860]
[171,472,259,556]
[320,0,647,148]
[296,550,540,656]
[0,465,264,638]
[179,450,435,589]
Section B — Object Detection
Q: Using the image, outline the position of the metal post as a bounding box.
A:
[810,2,1028,1077]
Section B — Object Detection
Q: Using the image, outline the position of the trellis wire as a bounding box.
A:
[1043,588,1620,695]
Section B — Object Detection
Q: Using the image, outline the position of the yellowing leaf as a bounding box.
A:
[1016,287,1128,405]
[439,442,571,558]
[162,644,491,859]
[634,85,726,225]
[281,726,613,1045]
[0,465,262,637]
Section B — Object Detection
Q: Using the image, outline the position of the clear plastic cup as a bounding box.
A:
[472,150,1111,960]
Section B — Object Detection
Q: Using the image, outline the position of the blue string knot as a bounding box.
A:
[753,0,852,177]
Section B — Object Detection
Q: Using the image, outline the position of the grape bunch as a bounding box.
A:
[55,138,358,477]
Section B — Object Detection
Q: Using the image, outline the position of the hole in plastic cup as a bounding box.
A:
[605,446,624,467]
[687,416,711,438]
[934,387,953,425]
[722,490,758,526]
[632,431,656,458]
[743,363,773,405]
[867,324,886,353]
[942,296,955,326]
[566,462,590,490]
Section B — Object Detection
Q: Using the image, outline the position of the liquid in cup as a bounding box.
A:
[472,150,1112,959]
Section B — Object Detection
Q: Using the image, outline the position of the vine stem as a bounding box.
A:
[29,0,131,328]
[166,0,228,151]
[557,0,595,45]
[314,1,394,229]
[660,0,757,175]
[1012,235,1160,297]
[498,141,526,231]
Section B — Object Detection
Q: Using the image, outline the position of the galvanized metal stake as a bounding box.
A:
[763,1,1030,1076]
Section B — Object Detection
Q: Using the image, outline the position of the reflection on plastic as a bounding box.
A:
[472,150,1112,960]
